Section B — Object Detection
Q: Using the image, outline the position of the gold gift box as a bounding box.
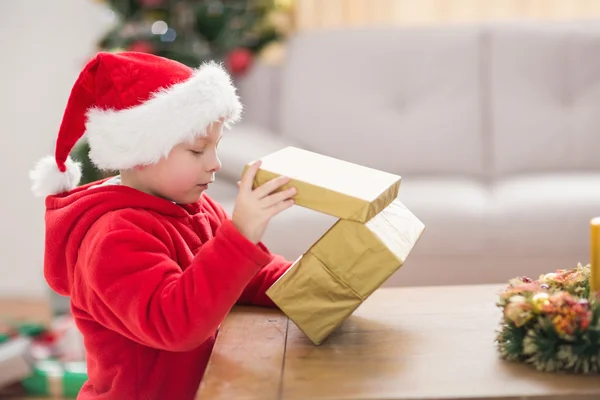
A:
[245,147,425,345]
[243,146,401,223]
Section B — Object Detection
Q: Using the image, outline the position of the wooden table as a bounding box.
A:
[196,284,600,400]
[0,299,52,326]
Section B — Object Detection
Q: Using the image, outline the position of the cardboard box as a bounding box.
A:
[245,147,425,345]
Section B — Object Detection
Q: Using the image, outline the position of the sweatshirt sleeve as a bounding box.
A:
[202,195,293,308]
[235,244,292,307]
[77,212,273,352]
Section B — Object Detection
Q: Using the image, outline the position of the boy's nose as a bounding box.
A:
[208,156,222,173]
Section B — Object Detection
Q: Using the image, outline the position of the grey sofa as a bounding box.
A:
[207,21,600,287]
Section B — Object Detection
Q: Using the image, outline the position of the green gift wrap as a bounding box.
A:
[22,360,87,398]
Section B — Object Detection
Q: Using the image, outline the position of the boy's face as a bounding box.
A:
[135,121,223,204]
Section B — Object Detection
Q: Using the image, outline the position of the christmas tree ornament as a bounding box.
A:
[128,40,154,53]
[225,47,253,75]
[259,41,286,65]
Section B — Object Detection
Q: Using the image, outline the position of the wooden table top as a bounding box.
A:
[197,284,600,400]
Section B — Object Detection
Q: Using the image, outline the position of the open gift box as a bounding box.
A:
[244,147,425,345]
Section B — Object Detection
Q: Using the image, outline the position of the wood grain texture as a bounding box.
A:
[280,284,600,400]
[196,306,288,400]
[199,285,600,400]
[5,287,600,400]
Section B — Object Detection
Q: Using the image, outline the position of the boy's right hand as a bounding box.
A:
[231,160,296,244]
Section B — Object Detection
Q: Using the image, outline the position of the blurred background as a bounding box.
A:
[1,0,600,395]
[3,0,600,298]
[2,1,600,389]
[1,0,600,295]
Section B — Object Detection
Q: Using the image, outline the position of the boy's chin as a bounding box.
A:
[181,189,207,204]
[161,190,204,205]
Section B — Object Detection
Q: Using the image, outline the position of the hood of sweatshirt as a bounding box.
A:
[42,178,202,296]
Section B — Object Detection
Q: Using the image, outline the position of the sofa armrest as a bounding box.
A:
[218,123,295,182]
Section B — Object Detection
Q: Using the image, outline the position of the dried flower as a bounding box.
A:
[541,292,593,336]
[496,263,599,374]
[504,300,533,327]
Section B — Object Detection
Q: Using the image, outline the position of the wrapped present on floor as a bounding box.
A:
[0,319,49,390]
[21,359,87,398]
[0,316,87,397]
[51,314,86,362]
[244,147,425,345]
[0,336,34,390]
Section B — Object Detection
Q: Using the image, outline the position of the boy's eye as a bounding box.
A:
[190,150,204,156]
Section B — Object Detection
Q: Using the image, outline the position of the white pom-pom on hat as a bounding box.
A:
[29,156,82,197]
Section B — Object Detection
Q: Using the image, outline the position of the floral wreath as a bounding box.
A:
[496,263,600,374]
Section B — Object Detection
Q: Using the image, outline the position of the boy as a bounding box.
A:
[29,51,296,399]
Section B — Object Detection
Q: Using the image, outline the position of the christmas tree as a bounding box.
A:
[98,0,293,75]
[71,0,294,185]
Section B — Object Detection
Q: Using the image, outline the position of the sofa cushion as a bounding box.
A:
[278,26,486,178]
[488,23,600,176]
[234,178,491,260]
[396,178,490,256]
[204,179,239,211]
[235,62,282,132]
[488,173,600,258]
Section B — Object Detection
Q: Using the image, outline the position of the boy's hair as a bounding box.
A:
[30,52,242,197]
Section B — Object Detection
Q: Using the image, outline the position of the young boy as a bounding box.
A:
[29,51,296,399]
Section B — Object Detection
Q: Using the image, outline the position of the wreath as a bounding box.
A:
[496,263,600,374]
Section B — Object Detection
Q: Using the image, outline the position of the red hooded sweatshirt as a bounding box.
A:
[43,179,292,399]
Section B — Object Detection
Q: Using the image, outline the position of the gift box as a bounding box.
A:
[0,336,34,389]
[0,316,87,397]
[21,359,87,398]
[244,146,401,223]
[245,147,425,345]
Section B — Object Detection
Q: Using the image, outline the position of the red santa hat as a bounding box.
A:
[30,51,242,197]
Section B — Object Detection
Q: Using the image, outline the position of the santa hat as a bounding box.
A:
[30,51,242,197]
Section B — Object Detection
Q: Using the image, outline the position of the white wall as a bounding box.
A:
[0,1,112,298]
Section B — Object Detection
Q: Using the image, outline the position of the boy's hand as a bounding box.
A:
[232,160,296,244]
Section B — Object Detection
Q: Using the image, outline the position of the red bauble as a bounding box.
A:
[128,40,155,54]
[225,48,253,76]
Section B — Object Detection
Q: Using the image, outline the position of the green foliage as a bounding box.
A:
[98,0,285,67]
[70,140,117,185]
[496,264,600,374]
[496,322,527,362]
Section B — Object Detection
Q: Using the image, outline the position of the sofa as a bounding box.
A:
[206,21,600,287]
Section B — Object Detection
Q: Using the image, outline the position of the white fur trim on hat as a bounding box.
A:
[86,61,243,171]
[30,155,82,197]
